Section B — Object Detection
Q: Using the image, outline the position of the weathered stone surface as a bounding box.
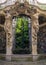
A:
[0,60,46,65]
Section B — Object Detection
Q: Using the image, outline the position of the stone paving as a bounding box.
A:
[0,60,46,65]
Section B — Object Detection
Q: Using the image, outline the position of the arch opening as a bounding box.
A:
[12,15,32,54]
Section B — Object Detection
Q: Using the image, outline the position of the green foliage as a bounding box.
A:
[13,17,30,54]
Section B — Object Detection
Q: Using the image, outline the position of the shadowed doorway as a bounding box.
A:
[37,15,46,54]
[12,14,32,54]
[0,15,6,54]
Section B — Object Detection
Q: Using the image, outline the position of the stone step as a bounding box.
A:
[11,55,36,62]
[0,60,46,65]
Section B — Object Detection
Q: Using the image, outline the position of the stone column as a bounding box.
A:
[5,13,12,61]
[31,15,39,61]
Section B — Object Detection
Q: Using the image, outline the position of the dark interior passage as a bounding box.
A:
[12,15,31,54]
[0,27,6,54]
[0,15,5,25]
[37,15,46,54]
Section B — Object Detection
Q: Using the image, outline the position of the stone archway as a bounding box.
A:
[7,2,39,56]
[3,1,39,60]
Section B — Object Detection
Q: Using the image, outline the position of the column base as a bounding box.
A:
[32,55,39,61]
